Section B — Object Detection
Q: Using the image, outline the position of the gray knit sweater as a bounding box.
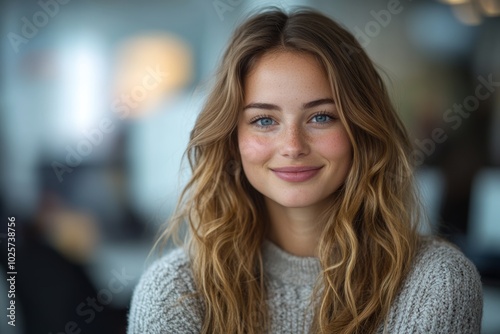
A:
[128,237,483,333]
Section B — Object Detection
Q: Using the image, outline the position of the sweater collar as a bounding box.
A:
[262,240,321,286]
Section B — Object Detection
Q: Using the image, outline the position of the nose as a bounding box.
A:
[279,125,310,159]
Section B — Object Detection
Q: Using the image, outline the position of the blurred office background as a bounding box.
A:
[0,0,499,333]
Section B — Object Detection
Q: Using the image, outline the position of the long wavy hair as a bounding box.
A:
[157,7,421,334]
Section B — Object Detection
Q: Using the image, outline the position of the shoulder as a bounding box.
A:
[411,237,480,280]
[385,237,483,333]
[411,237,482,295]
[133,248,197,301]
[127,248,203,334]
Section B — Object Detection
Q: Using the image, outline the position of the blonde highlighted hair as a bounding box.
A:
[158,7,421,334]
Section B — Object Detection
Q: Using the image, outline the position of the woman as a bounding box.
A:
[128,8,482,334]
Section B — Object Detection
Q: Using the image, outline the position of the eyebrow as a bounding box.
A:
[243,98,335,111]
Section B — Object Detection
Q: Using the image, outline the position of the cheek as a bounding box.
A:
[316,130,352,161]
[238,131,272,165]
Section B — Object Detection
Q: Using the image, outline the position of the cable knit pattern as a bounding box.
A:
[128,237,483,333]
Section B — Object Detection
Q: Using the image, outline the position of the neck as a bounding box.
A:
[265,199,326,257]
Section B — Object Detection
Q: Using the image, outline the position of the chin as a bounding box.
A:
[268,196,326,210]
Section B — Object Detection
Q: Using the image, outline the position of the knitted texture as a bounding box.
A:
[127,237,483,333]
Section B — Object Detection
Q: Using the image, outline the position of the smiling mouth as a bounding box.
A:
[270,166,323,182]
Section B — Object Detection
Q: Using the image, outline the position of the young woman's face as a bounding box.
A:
[238,51,352,211]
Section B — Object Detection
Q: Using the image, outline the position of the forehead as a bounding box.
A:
[243,51,332,103]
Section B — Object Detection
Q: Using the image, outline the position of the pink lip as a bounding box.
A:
[271,166,323,182]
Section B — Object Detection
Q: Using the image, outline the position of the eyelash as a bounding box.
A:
[249,115,277,128]
[310,111,337,124]
[249,111,337,128]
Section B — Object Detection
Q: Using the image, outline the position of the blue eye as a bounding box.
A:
[254,117,276,127]
[311,114,333,123]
